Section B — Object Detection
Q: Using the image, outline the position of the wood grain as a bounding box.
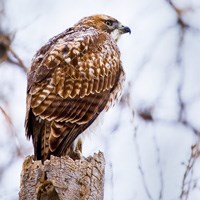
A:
[19,152,105,200]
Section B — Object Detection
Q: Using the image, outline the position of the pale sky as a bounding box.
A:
[0,0,200,199]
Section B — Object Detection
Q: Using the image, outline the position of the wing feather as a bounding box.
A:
[25,26,124,160]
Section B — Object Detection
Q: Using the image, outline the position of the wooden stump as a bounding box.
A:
[19,152,105,200]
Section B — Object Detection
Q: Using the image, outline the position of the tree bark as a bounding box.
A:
[19,152,105,200]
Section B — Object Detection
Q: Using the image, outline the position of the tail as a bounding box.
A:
[25,106,99,162]
[25,108,44,160]
[25,109,83,162]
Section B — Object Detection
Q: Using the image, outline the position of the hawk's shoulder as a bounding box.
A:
[27,25,120,94]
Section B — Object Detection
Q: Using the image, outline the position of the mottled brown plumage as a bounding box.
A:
[25,14,130,161]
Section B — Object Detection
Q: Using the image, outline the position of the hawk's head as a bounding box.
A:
[75,14,131,41]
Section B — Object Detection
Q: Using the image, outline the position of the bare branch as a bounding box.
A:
[180,143,200,199]
[0,106,25,158]
[8,47,27,73]
[108,161,114,200]
[133,127,154,200]
[153,135,164,200]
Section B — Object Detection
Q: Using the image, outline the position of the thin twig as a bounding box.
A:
[153,135,164,200]
[180,143,200,199]
[0,106,24,157]
[8,47,27,73]
[126,82,154,200]
[108,161,114,200]
[134,127,154,200]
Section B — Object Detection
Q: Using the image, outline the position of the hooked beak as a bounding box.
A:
[119,25,131,34]
[111,23,131,42]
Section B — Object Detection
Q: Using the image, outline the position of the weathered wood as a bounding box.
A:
[19,152,105,200]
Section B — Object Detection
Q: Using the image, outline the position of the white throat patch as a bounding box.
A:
[110,29,121,42]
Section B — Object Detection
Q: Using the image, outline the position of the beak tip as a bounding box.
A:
[123,26,131,34]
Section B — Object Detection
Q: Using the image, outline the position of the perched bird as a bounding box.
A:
[25,14,131,161]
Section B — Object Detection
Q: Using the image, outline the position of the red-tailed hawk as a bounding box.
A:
[25,14,130,161]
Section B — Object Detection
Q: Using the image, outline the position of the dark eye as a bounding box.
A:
[105,20,113,26]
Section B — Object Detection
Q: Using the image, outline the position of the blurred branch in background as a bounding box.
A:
[180,143,200,200]
[153,135,164,200]
[166,0,200,136]
[0,0,27,73]
[0,0,200,199]
[0,106,25,182]
[116,0,200,199]
[124,1,200,133]
[0,106,25,157]
[133,127,154,200]
[0,1,28,197]
[0,31,27,73]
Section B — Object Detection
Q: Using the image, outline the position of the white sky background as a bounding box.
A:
[0,0,200,200]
